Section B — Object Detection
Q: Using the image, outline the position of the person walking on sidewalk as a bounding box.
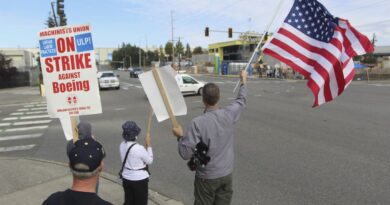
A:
[172,70,248,205]
[119,121,153,205]
[43,138,111,205]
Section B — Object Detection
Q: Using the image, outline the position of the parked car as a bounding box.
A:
[97,71,120,90]
[175,74,205,95]
[130,68,143,78]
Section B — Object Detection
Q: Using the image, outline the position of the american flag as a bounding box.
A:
[263,0,374,107]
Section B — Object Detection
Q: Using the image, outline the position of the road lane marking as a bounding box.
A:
[4,125,49,132]
[10,112,24,116]
[20,115,50,120]
[13,120,52,126]
[122,87,129,90]
[26,111,47,115]
[0,144,36,152]
[3,117,18,121]
[136,86,142,89]
[0,123,11,127]
[17,108,29,112]
[121,82,135,87]
[0,133,42,141]
[34,104,47,107]
[30,107,47,111]
[255,94,262,97]
[115,108,125,111]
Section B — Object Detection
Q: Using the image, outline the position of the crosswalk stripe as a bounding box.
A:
[4,125,49,132]
[26,111,47,115]
[34,104,47,107]
[20,115,50,120]
[0,144,36,152]
[24,105,34,108]
[10,112,24,116]
[13,120,52,126]
[3,117,18,121]
[0,133,42,141]
[30,107,47,111]
[0,123,11,127]
[136,86,142,89]
[17,108,29,112]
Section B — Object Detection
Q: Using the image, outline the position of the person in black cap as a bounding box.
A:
[66,122,94,156]
[43,138,112,205]
[119,121,153,205]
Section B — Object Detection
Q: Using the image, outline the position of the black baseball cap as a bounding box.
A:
[68,138,105,173]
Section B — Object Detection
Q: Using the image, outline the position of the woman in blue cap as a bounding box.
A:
[119,121,153,205]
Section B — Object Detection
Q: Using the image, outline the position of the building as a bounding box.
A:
[374,46,390,69]
[0,49,37,72]
[208,32,263,61]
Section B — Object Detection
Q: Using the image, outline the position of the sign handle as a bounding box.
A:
[71,116,79,143]
[147,107,154,136]
[152,68,179,128]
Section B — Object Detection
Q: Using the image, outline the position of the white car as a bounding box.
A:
[97,71,120,90]
[175,74,205,95]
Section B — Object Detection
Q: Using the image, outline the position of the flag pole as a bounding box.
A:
[233,0,286,93]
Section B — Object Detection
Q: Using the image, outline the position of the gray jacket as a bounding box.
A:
[178,85,247,179]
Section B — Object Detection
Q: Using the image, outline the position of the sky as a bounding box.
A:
[0,0,389,50]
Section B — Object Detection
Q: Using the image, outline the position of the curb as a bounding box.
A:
[8,157,183,205]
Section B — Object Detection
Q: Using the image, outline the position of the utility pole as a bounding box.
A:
[171,10,175,64]
[139,47,142,67]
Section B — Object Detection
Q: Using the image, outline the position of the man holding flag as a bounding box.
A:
[263,0,374,107]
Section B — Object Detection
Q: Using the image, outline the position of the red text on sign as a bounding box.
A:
[45,53,92,73]
[52,80,90,93]
[57,37,75,53]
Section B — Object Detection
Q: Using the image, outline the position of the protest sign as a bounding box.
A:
[139,67,186,126]
[38,24,102,118]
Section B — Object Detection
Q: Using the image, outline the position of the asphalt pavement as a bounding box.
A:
[1,72,390,204]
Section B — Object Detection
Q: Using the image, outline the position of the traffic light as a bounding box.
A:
[57,0,64,16]
[228,28,233,38]
[60,14,67,26]
[205,27,209,37]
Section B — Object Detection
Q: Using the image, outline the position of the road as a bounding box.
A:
[0,71,390,205]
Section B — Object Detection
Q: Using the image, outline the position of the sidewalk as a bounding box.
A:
[0,157,182,205]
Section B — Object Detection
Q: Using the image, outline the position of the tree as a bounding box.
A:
[358,33,377,64]
[193,46,204,55]
[175,41,184,57]
[45,14,56,28]
[158,45,165,62]
[111,43,158,68]
[165,42,173,61]
[159,45,165,61]
[0,52,17,80]
[185,43,192,59]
